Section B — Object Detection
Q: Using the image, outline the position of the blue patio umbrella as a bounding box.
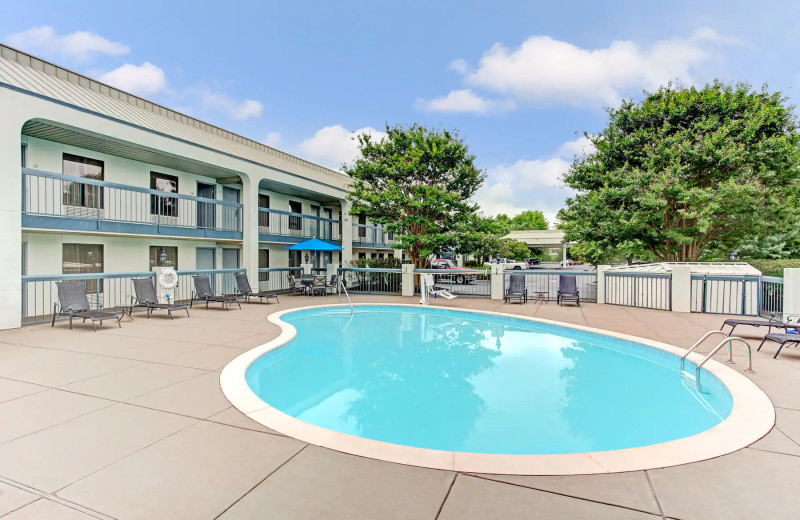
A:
[283,238,343,251]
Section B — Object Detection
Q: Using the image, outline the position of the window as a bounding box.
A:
[378,253,385,259]
[63,154,104,208]
[258,195,270,228]
[63,244,103,293]
[149,246,178,270]
[259,249,270,282]
[358,215,367,238]
[371,253,377,259]
[359,252,366,260]
[21,143,27,168]
[288,200,302,231]
[288,250,302,267]
[150,172,179,218]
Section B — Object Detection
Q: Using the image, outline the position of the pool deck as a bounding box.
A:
[0,295,798,519]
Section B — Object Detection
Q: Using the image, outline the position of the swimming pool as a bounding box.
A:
[221,304,774,474]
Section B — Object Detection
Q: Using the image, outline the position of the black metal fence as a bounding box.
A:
[257,267,304,294]
[690,275,760,316]
[340,268,402,294]
[760,276,784,319]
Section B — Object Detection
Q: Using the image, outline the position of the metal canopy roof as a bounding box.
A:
[606,262,762,276]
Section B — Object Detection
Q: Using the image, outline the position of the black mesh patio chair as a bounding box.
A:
[287,274,306,295]
[721,314,800,336]
[557,275,580,306]
[190,275,241,310]
[326,274,339,295]
[504,274,528,304]
[757,332,800,359]
[51,280,122,331]
[234,273,279,304]
[132,277,189,319]
[310,275,328,296]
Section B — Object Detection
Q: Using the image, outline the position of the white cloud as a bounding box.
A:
[475,136,595,222]
[197,89,263,120]
[442,28,735,109]
[297,125,387,169]
[99,62,167,96]
[415,89,514,114]
[6,26,129,62]
[263,132,283,148]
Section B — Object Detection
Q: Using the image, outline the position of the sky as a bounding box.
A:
[2,1,800,224]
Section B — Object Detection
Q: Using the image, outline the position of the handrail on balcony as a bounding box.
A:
[258,207,340,223]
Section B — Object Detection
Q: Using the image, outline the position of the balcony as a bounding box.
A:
[258,208,341,244]
[22,168,243,240]
[353,223,395,249]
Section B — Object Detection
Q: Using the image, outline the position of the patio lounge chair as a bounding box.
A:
[505,273,528,304]
[234,273,279,304]
[132,278,189,319]
[557,275,580,306]
[190,275,241,310]
[326,274,339,294]
[721,314,800,336]
[420,274,456,302]
[51,280,122,331]
[310,275,328,296]
[757,332,800,359]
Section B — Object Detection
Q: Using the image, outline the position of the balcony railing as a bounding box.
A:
[353,223,394,248]
[258,208,341,243]
[22,168,243,239]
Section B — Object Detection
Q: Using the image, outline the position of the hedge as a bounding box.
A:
[745,259,800,277]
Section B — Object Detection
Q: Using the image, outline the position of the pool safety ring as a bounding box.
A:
[158,269,178,289]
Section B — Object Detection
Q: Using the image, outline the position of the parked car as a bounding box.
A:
[431,259,478,285]
[484,258,527,270]
[525,258,541,267]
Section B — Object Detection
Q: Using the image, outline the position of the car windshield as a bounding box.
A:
[440,260,456,268]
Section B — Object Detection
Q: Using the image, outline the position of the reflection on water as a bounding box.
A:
[246,306,732,454]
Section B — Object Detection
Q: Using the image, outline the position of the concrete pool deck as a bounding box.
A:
[0,295,798,519]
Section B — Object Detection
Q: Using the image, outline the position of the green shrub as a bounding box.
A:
[745,258,800,277]
[346,257,402,269]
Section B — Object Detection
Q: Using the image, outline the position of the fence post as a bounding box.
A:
[401,264,414,297]
[490,264,504,300]
[670,264,692,313]
[783,268,800,317]
[596,265,610,304]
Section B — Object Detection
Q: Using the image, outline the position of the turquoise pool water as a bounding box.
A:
[245,305,733,455]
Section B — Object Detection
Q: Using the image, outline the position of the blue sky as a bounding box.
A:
[2,1,799,222]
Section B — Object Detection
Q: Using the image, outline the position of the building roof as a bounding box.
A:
[606,262,762,276]
[504,229,577,247]
[0,44,349,189]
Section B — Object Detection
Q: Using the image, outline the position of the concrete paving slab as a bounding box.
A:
[206,406,283,435]
[0,345,91,376]
[61,363,205,401]
[127,372,230,419]
[0,377,48,403]
[1,498,99,519]
[160,345,245,370]
[438,475,656,520]
[218,445,454,520]
[57,421,305,520]
[748,427,800,456]
[0,482,38,516]
[0,403,195,492]
[12,355,142,387]
[775,407,800,445]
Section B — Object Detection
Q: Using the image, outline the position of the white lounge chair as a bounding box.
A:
[419,274,457,304]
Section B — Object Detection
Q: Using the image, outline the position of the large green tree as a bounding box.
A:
[346,124,485,268]
[559,81,800,262]
[497,210,549,231]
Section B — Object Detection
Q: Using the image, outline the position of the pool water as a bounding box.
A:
[245,305,733,455]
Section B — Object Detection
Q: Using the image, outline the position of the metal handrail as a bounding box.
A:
[338,278,353,315]
[680,330,731,372]
[695,337,754,392]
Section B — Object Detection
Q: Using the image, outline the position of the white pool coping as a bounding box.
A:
[219,304,775,476]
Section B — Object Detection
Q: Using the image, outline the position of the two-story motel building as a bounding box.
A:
[0,44,398,329]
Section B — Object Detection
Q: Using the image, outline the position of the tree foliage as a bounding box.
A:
[346,124,484,268]
[497,210,549,231]
[559,81,800,262]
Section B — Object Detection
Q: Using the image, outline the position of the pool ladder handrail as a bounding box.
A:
[680,330,730,372]
[338,278,353,315]
[681,331,754,392]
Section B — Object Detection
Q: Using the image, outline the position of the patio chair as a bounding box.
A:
[190,275,241,310]
[132,277,189,319]
[326,274,339,295]
[420,274,456,302]
[557,275,580,306]
[310,275,328,296]
[504,274,528,304]
[287,274,306,295]
[757,332,800,359]
[51,280,122,331]
[721,314,800,336]
[234,273,279,304]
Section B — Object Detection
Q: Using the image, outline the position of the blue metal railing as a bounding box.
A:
[760,276,784,319]
[257,267,304,293]
[690,275,760,316]
[340,267,402,294]
[605,272,670,310]
[174,269,246,300]
[352,223,394,248]
[504,269,597,303]
[416,268,491,298]
[259,208,341,242]
[22,168,243,238]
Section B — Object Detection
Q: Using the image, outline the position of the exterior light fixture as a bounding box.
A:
[496,252,501,264]
[304,253,310,263]
[729,250,739,262]
[158,247,167,265]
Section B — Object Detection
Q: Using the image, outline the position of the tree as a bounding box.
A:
[346,124,485,268]
[499,238,531,260]
[505,210,549,230]
[559,81,800,262]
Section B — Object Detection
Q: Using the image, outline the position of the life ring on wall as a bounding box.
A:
[158,269,178,289]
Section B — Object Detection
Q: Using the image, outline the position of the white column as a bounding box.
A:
[595,265,610,304]
[301,263,313,276]
[561,243,567,268]
[240,176,260,287]
[783,268,800,317]
[670,264,692,313]
[0,108,24,329]
[490,264,504,300]
[340,199,353,265]
[401,263,414,296]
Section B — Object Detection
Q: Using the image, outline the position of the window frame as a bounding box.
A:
[150,172,179,218]
[62,153,105,209]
